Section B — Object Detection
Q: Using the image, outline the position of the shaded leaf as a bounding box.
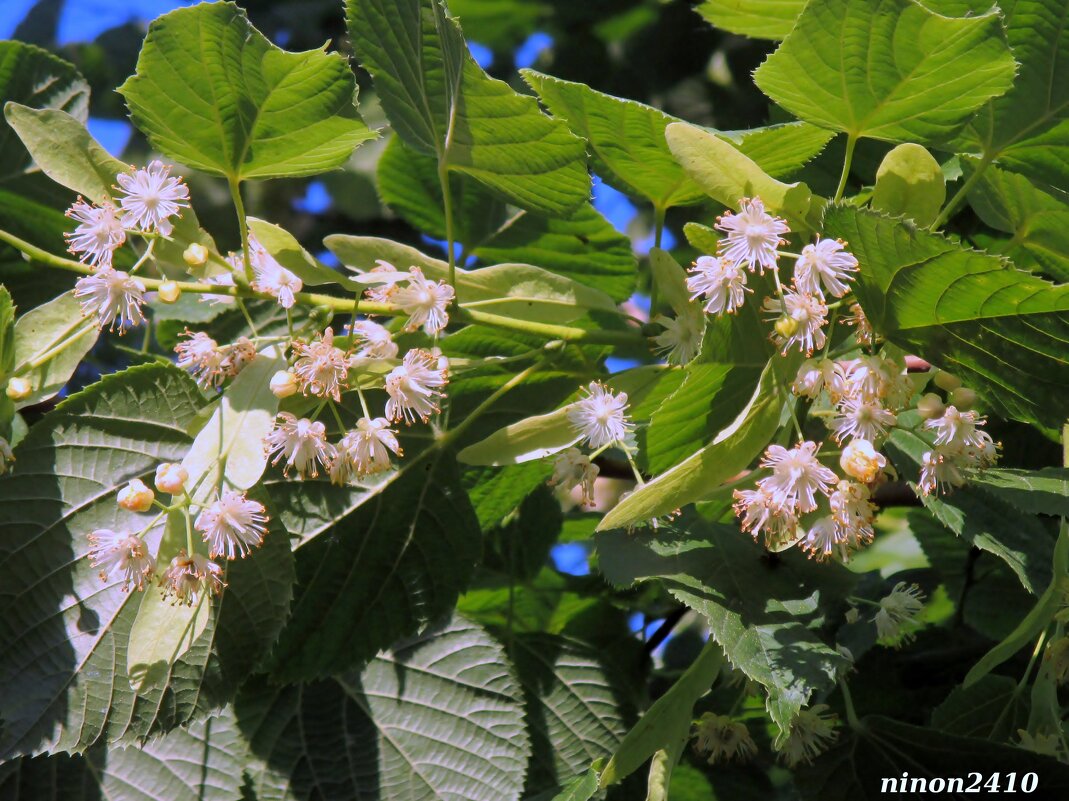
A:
[931,675,1030,741]
[695,0,806,40]
[871,143,945,227]
[10,292,97,409]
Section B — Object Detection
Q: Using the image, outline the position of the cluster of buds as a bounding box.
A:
[66,161,190,333]
[546,382,635,507]
[261,326,449,484]
[87,461,269,605]
[682,197,858,358]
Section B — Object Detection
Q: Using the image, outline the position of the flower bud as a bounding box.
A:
[916,392,944,419]
[183,243,209,267]
[117,478,154,512]
[932,370,961,392]
[154,462,188,495]
[949,387,976,410]
[157,280,181,303]
[5,376,31,400]
[774,316,799,339]
[840,439,886,484]
[270,370,298,398]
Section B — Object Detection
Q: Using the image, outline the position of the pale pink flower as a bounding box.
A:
[829,395,896,443]
[568,382,633,450]
[393,266,454,334]
[194,490,269,560]
[715,197,789,273]
[292,328,350,401]
[758,441,837,513]
[385,348,449,424]
[265,413,335,479]
[175,330,224,388]
[549,448,599,506]
[793,238,857,298]
[87,529,155,590]
[115,160,189,236]
[733,485,798,548]
[161,550,225,605]
[765,290,828,355]
[687,255,749,315]
[65,198,125,268]
[330,417,402,483]
[249,235,302,308]
[924,405,989,452]
[74,267,146,332]
[348,319,398,360]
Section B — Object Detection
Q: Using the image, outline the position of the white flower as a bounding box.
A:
[292,327,350,401]
[777,705,838,767]
[715,197,789,273]
[87,528,155,590]
[330,417,402,483]
[758,441,837,513]
[765,290,828,355]
[686,255,749,315]
[73,267,146,332]
[874,582,925,644]
[175,330,225,388]
[839,439,886,483]
[793,238,858,298]
[65,199,125,268]
[393,266,454,334]
[194,490,269,560]
[924,405,989,452]
[264,412,335,479]
[792,358,845,401]
[829,480,876,554]
[652,310,704,365]
[115,160,189,236]
[567,382,633,450]
[161,550,225,605]
[199,271,236,306]
[549,448,599,506]
[385,348,449,424]
[248,235,302,308]
[693,713,757,764]
[918,448,965,496]
[733,485,798,548]
[348,319,398,360]
[829,394,896,443]
[800,516,842,562]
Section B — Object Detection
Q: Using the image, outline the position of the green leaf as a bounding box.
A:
[754,0,1016,144]
[695,0,806,39]
[181,347,285,499]
[970,467,1069,518]
[239,614,531,801]
[510,634,630,793]
[522,70,704,209]
[119,2,376,180]
[597,522,851,737]
[954,0,1069,192]
[599,640,723,787]
[326,235,620,325]
[796,715,1069,800]
[11,292,98,409]
[598,361,783,531]
[823,205,1069,430]
[265,454,480,680]
[347,0,588,216]
[0,284,16,377]
[665,121,815,229]
[0,42,88,180]
[376,134,507,252]
[931,675,1030,741]
[0,364,294,757]
[246,218,359,290]
[967,161,1069,282]
[473,205,638,303]
[727,122,836,179]
[871,143,946,226]
[5,104,125,203]
[645,362,764,474]
[887,429,1054,593]
[538,768,599,801]
[1,705,250,801]
[464,461,554,529]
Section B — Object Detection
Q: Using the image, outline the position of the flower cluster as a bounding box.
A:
[175,331,257,389]
[359,261,454,335]
[66,161,190,333]
[545,382,635,507]
[918,391,999,496]
[681,197,858,358]
[87,462,268,605]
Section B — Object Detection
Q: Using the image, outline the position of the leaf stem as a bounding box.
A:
[834,134,858,203]
[440,360,542,449]
[838,678,863,731]
[236,298,259,337]
[931,153,994,231]
[0,228,645,346]
[227,177,254,285]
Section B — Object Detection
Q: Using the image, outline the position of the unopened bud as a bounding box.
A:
[117,479,154,512]
[774,316,799,339]
[183,243,209,267]
[270,370,298,398]
[932,370,961,392]
[5,376,31,401]
[916,393,945,419]
[840,439,887,484]
[949,387,976,410]
[158,280,181,303]
[154,463,188,495]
